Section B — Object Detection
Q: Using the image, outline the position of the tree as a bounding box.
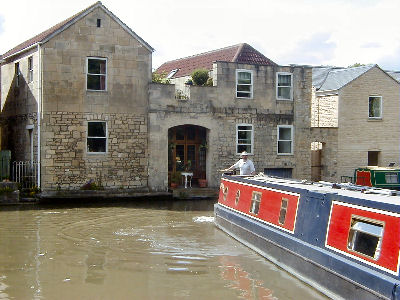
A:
[191,69,209,86]
[348,63,365,68]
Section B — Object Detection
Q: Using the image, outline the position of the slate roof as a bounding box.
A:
[2,1,153,59]
[387,71,400,82]
[312,64,376,92]
[156,43,277,78]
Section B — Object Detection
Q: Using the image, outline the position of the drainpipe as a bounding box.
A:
[37,44,41,188]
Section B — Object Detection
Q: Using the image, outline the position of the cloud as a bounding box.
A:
[361,42,381,49]
[376,46,400,70]
[277,32,337,66]
[0,15,4,35]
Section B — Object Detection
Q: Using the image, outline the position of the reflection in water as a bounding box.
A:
[220,256,276,300]
[0,200,327,299]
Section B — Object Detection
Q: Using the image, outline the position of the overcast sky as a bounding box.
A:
[0,0,399,70]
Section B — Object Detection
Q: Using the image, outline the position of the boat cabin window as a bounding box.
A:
[250,191,262,215]
[235,190,241,206]
[279,198,288,224]
[385,172,399,184]
[223,186,229,201]
[347,218,384,260]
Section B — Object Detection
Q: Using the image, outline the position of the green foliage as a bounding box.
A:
[171,171,181,184]
[348,63,365,68]
[29,186,41,197]
[185,79,193,85]
[191,69,209,86]
[81,179,104,190]
[0,186,15,194]
[152,71,170,84]
[205,77,213,86]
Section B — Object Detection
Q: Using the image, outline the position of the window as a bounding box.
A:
[28,57,33,82]
[347,218,383,259]
[223,186,229,201]
[279,198,288,224]
[369,96,382,119]
[250,191,262,215]
[368,151,379,166]
[15,62,20,87]
[87,58,107,91]
[385,173,398,184]
[97,19,101,27]
[277,125,293,155]
[276,72,292,100]
[236,70,253,98]
[236,124,253,154]
[87,121,107,153]
[235,190,241,206]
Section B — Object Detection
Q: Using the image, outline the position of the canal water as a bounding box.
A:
[0,199,327,300]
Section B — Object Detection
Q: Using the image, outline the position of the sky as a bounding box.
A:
[0,0,399,70]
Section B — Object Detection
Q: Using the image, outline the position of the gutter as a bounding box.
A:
[37,44,42,188]
[2,43,39,61]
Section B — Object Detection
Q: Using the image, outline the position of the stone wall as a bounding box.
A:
[337,66,400,179]
[148,62,312,191]
[41,112,147,189]
[38,7,151,190]
[311,87,338,127]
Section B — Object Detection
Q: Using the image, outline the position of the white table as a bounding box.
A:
[181,172,193,188]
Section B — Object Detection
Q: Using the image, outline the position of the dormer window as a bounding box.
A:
[97,19,101,27]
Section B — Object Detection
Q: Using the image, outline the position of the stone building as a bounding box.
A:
[0,2,153,190]
[150,45,312,191]
[311,65,400,183]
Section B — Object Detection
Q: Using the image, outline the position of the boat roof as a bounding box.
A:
[223,174,400,207]
[357,166,400,171]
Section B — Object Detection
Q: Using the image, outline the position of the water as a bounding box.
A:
[0,199,327,299]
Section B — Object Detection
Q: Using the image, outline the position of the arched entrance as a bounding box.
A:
[168,125,207,185]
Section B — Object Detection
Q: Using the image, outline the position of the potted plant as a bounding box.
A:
[170,171,181,188]
[198,178,207,188]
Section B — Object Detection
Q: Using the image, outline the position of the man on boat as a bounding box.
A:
[222,151,256,175]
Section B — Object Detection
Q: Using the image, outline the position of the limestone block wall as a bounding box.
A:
[41,112,147,189]
[0,48,39,161]
[311,87,338,127]
[337,66,400,179]
[38,7,151,190]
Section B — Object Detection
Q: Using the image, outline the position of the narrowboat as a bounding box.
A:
[214,174,400,299]
[354,166,400,190]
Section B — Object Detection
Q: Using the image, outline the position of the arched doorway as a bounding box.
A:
[168,125,207,185]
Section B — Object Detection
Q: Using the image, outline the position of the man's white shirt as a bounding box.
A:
[233,159,255,175]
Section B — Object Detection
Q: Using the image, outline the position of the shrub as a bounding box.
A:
[152,71,170,84]
[191,69,209,86]
[205,77,213,86]
[171,171,181,184]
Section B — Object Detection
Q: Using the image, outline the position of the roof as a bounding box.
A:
[2,1,153,59]
[312,64,376,92]
[387,71,400,82]
[156,43,277,78]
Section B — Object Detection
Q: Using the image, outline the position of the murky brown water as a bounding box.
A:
[0,199,327,300]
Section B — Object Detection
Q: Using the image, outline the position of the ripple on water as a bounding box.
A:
[192,216,215,223]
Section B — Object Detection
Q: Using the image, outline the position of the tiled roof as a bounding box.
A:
[313,65,376,92]
[2,1,153,59]
[156,43,277,78]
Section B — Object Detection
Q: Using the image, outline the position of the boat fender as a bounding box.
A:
[392,283,400,300]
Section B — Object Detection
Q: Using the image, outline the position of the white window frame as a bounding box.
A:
[277,125,293,155]
[28,56,33,83]
[236,69,253,99]
[86,57,107,91]
[236,123,254,155]
[87,121,108,154]
[276,72,293,100]
[368,95,382,119]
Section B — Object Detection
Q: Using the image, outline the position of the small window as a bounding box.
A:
[28,57,33,82]
[347,218,383,259]
[97,19,101,27]
[277,125,293,155]
[278,198,288,224]
[236,124,253,154]
[236,70,253,98]
[368,151,379,166]
[15,62,20,87]
[223,186,229,201]
[87,57,107,91]
[235,190,241,206]
[385,173,398,184]
[369,96,382,119]
[166,69,179,79]
[87,121,107,153]
[276,72,293,100]
[250,191,262,215]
